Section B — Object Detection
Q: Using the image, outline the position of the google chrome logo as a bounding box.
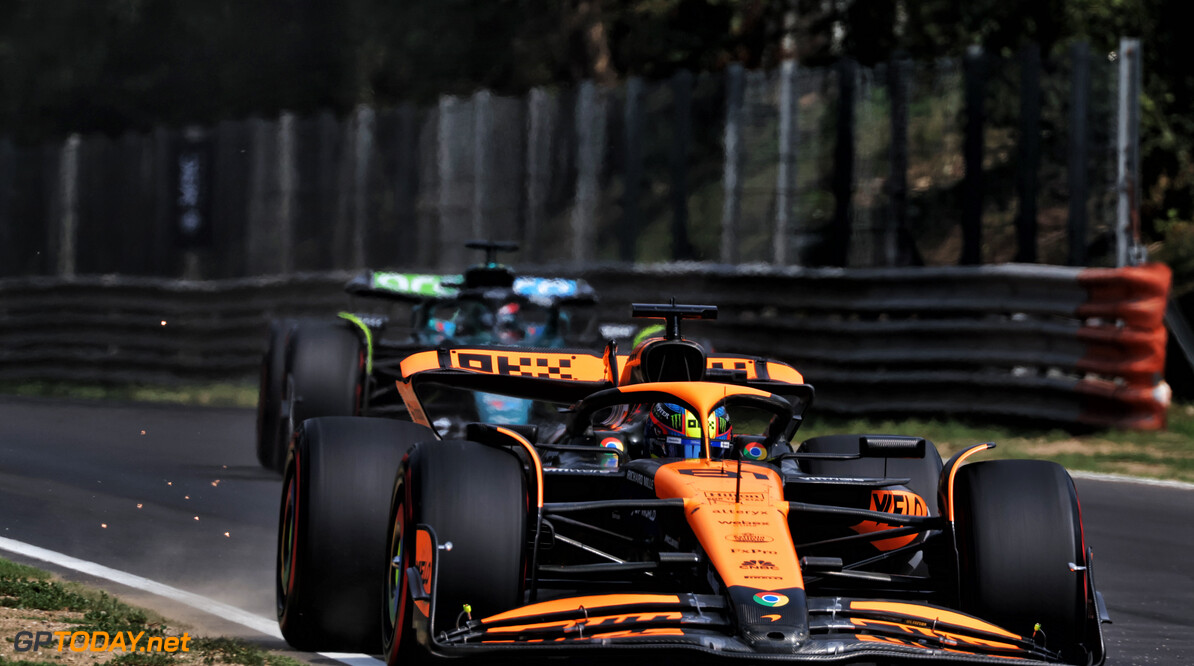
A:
[742,443,767,460]
[753,592,789,608]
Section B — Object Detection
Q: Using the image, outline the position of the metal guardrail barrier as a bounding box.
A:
[0,264,1172,430]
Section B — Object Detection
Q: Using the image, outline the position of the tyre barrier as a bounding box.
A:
[0,263,1173,430]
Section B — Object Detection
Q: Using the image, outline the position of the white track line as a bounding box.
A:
[0,536,385,666]
[1070,470,1194,491]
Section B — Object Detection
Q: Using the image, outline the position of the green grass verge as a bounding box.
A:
[798,402,1194,484]
[0,381,258,409]
[0,558,301,666]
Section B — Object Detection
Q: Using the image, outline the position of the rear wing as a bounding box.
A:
[345,271,599,307]
[345,271,459,302]
[396,346,812,429]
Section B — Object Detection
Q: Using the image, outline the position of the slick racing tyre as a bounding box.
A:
[277,321,366,470]
[954,459,1088,657]
[384,440,527,665]
[277,417,435,653]
[256,318,295,472]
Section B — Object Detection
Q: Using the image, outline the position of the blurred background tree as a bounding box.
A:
[0,0,1189,242]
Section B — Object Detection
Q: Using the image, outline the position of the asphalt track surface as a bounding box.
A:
[0,396,1191,665]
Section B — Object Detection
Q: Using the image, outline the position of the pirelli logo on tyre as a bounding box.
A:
[451,350,578,379]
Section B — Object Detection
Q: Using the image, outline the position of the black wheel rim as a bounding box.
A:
[384,477,410,662]
[277,457,300,616]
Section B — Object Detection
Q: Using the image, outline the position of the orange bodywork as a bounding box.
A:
[414,528,434,618]
[654,460,804,591]
[850,489,930,551]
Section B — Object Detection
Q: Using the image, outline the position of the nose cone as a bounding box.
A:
[731,587,810,653]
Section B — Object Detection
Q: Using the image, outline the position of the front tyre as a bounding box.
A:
[384,441,527,665]
[277,417,434,653]
[954,459,1089,657]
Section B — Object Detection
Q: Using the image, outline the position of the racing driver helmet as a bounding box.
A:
[647,403,732,459]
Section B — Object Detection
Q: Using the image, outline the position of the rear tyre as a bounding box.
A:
[256,319,295,471]
[384,441,527,665]
[278,321,366,469]
[277,417,435,653]
[954,460,1088,655]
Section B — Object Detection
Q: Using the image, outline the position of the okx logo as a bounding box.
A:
[12,631,191,654]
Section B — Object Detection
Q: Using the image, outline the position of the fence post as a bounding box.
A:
[671,70,694,261]
[571,80,605,264]
[277,112,297,273]
[1016,43,1041,263]
[152,126,176,276]
[473,90,492,241]
[830,59,857,268]
[437,95,472,269]
[1116,37,1143,267]
[351,104,374,269]
[962,45,986,265]
[247,118,278,274]
[1067,41,1091,266]
[416,105,440,270]
[775,60,798,266]
[721,64,745,264]
[55,134,80,277]
[525,88,551,264]
[393,103,422,267]
[886,54,911,267]
[0,137,12,276]
[622,77,645,262]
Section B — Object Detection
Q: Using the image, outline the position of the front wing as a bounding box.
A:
[406,525,1107,664]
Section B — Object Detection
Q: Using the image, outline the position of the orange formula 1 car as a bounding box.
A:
[276,303,1110,665]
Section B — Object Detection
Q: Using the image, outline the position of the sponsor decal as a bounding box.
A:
[600,437,624,468]
[744,575,783,581]
[852,489,929,552]
[709,359,756,378]
[742,443,767,460]
[680,468,769,480]
[372,272,456,296]
[761,614,783,623]
[513,277,579,299]
[717,520,769,526]
[712,508,768,515]
[753,593,790,608]
[705,491,765,504]
[627,470,655,490]
[454,352,575,379]
[740,560,778,570]
[731,547,778,555]
[725,533,774,543]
